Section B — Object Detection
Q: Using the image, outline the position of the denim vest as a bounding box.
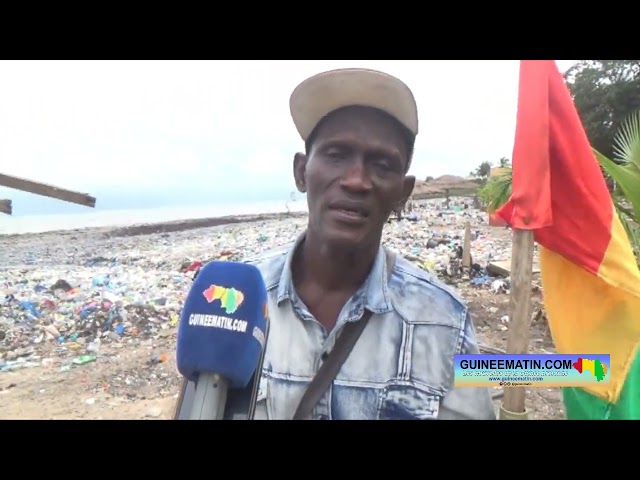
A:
[245,232,496,420]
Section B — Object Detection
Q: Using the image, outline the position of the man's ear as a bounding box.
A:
[398,175,416,208]
[391,175,415,215]
[293,152,307,193]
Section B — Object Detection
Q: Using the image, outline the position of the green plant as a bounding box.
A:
[594,111,640,261]
[479,168,512,213]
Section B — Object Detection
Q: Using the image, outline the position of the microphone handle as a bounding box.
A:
[189,373,229,420]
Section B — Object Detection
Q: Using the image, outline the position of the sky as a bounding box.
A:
[0,60,579,215]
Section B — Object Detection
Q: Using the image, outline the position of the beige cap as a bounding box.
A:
[289,68,419,141]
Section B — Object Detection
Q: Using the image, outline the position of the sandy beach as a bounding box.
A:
[0,199,565,420]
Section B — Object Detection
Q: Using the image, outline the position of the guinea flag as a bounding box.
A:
[494,60,640,420]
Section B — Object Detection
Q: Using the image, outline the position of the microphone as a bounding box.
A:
[175,260,268,420]
[173,316,270,420]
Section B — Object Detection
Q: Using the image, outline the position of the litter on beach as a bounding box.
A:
[0,197,519,373]
[0,196,555,419]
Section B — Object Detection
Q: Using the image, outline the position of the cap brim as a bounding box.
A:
[289,68,419,142]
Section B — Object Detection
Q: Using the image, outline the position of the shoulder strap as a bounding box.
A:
[292,248,396,420]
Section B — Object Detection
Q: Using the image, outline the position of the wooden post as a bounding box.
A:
[0,199,11,215]
[500,229,535,420]
[0,173,96,208]
[462,221,471,270]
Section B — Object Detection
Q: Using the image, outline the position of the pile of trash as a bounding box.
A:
[381,197,514,288]
[0,196,517,374]
[0,216,308,374]
[0,267,186,373]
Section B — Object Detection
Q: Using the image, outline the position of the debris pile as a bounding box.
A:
[0,197,526,378]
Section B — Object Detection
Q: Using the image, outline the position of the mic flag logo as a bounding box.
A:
[202,284,245,314]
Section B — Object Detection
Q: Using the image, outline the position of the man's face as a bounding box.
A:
[293,106,415,250]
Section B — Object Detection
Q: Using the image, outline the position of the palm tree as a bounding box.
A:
[498,157,511,167]
[594,111,640,260]
[478,167,512,213]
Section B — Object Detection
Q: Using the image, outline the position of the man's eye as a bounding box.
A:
[327,149,346,159]
[374,159,392,170]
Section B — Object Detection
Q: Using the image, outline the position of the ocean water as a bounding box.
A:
[0,199,309,235]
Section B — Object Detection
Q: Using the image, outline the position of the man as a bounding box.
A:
[248,68,496,420]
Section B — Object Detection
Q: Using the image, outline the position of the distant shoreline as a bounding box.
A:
[0,211,309,240]
[104,211,308,238]
[0,189,470,240]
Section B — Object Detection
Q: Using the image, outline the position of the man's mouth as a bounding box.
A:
[328,202,370,220]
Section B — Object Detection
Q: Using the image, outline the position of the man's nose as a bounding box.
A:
[339,159,373,191]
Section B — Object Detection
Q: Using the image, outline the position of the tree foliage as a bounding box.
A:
[564,60,640,159]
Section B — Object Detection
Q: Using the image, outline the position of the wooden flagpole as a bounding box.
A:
[499,228,535,420]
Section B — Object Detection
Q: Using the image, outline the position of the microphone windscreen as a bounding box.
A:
[176,261,268,388]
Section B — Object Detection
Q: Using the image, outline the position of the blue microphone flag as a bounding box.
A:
[176,261,268,388]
